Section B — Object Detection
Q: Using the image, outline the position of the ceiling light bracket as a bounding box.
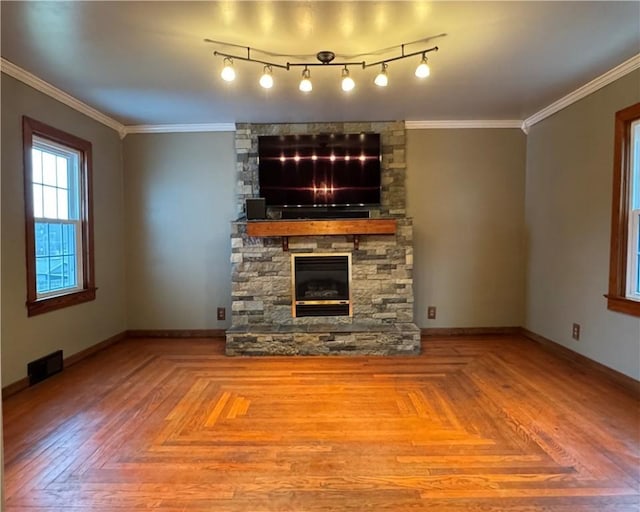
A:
[212,42,438,71]
[363,46,438,69]
[286,60,365,68]
[213,49,289,70]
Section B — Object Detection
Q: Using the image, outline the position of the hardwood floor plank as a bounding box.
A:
[3,335,639,511]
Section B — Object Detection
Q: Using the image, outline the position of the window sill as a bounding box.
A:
[27,288,97,317]
[605,294,640,317]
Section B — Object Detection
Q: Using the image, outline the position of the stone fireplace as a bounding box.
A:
[225,121,420,356]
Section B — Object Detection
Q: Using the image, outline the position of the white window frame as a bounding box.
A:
[625,120,640,300]
[31,137,84,299]
[628,209,640,300]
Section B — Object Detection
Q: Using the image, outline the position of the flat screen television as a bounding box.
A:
[258,133,381,208]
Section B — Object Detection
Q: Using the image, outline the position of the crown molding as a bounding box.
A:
[123,123,236,136]
[406,120,524,130]
[1,58,126,137]
[523,53,640,131]
[4,51,639,140]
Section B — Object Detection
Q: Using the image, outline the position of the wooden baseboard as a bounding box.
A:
[2,377,29,400]
[421,326,521,337]
[520,328,640,396]
[2,330,128,400]
[5,326,635,398]
[126,329,226,338]
[65,331,127,367]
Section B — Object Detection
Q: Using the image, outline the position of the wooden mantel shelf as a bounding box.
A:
[246,218,397,250]
[247,219,397,237]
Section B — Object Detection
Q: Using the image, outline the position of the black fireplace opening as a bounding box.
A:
[292,254,351,317]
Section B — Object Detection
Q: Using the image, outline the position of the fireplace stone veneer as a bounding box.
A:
[225,120,419,356]
[225,218,420,355]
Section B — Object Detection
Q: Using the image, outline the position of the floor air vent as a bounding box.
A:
[27,350,63,386]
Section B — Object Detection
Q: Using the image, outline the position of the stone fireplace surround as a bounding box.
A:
[225,121,420,355]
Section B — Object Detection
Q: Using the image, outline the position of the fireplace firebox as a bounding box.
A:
[292,253,352,317]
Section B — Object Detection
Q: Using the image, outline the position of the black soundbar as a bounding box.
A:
[281,208,370,220]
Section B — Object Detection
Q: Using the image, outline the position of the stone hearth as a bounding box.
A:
[226,323,420,356]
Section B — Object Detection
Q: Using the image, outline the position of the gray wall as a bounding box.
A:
[123,132,236,330]
[1,74,127,386]
[3,68,639,386]
[0,207,3,506]
[525,70,640,380]
[406,129,527,328]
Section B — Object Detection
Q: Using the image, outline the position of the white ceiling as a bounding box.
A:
[1,1,639,127]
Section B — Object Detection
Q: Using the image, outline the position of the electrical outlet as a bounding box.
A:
[572,323,580,341]
[217,307,226,321]
[427,306,437,320]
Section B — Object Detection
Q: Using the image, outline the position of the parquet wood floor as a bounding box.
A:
[3,335,639,511]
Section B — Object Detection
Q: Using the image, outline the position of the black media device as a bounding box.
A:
[245,198,266,219]
[257,133,381,209]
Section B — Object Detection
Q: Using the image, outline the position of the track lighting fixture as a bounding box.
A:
[299,67,312,92]
[259,65,274,89]
[206,37,440,93]
[220,57,236,82]
[341,66,355,92]
[374,63,389,87]
[415,53,430,78]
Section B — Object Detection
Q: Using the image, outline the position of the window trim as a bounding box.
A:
[607,102,640,317]
[23,116,96,316]
[628,208,640,300]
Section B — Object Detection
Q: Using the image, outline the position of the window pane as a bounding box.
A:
[43,186,57,219]
[32,149,43,183]
[35,223,49,256]
[637,253,640,294]
[637,216,640,294]
[632,121,640,210]
[48,223,62,255]
[49,257,63,274]
[631,211,640,298]
[57,189,68,220]
[56,157,68,189]
[49,256,63,291]
[42,152,57,186]
[34,221,78,295]
[68,253,77,287]
[33,184,43,218]
[68,160,80,220]
[62,223,71,254]
[36,257,50,293]
[64,255,77,287]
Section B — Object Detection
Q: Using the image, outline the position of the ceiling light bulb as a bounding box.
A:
[259,65,273,89]
[374,63,388,87]
[299,67,312,92]
[341,67,355,92]
[221,58,236,82]
[415,54,430,78]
